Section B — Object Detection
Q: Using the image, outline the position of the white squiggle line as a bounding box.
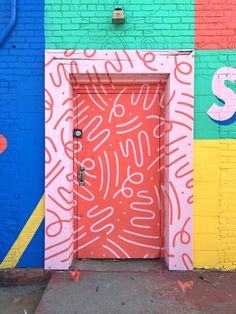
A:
[73,93,81,103]
[102,245,120,258]
[73,157,82,165]
[73,103,88,121]
[159,89,166,109]
[116,115,139,128]
[154,185,161,209]
[108,87,127,123]
[98,156,104,192]
[146,114,160,119]
[72,226,85,233]
[144,84,161,111]
[131,209,155,229]
[147,152,165,171]
[130,83,161,111]
[77,114,88,125]
[85,172,96,179]
[159,165,165,172]
[84,116,110,151]
[116,122,143,134]
[82,158,96,178]
[100,84,108,95]
[74,236,100,253]
[107,239,130,258]
[87,205,114,235]
[114,151,119,187]
[141,131,151,157]
[85,85,105,111]
[113,166,144,199]
[73,142,82,154]
[123,229,160,239]
[119,131,151,167]
[157,144,165,152]
[145,115,165,139]
[74,187,95,201]
[130,191,155,229]
[92,84,108,107]
[144,254,149,258]
[73,232,87,243]
[131,84,149,106]
[118,235,160,249]
[103,151,110,200]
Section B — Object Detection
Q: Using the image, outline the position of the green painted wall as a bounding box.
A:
[195,50,236,139]
[45,0,194,50]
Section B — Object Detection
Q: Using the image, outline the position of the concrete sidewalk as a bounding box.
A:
[36,260,236,314]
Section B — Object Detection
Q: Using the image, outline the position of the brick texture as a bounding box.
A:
[45,0,195,49]
[195,0,236,50]
[0,0,236,270]
[0,0,44,267]
[194,140,236,269]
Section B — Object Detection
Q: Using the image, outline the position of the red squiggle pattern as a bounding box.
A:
[73,83,165,259]
[45,50,194,270]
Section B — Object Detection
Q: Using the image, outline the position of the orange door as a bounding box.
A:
[73,82,164,259]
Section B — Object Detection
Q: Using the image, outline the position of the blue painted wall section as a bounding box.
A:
[0,0,45,267]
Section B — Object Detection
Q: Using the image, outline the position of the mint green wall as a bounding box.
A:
[45,0,194,49]
[195,50,236,139]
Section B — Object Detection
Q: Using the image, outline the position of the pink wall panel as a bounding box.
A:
[45,50,194,270]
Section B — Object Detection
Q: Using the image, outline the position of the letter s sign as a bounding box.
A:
[207,66,236,125]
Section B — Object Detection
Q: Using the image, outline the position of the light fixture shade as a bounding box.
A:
[112,8,125,24]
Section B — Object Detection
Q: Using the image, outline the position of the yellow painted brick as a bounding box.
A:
[193,251,219,269]
[195,140,220,148]
[194,165,219,182]
[194,141,220,164]
[194,234,219,251]
[221,163,236,169]
[194,216,218,234]
[194,181,219,199]
[221,187,236,193]
[194,198,219,216]
[220,212,236,218]
[219,263,236,270]
[194,148,219,165]
[221,150,236,157]
[219,225,236,232]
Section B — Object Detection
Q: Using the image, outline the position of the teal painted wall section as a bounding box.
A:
[45,0,194,49]
[194,50,236,139]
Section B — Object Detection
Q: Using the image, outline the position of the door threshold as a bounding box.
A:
[70,259,166,272]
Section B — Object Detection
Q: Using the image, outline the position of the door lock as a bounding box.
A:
[73,129,83,138]
[78,166,85,186]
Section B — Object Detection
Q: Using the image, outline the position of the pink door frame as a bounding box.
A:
[45,49,194,270]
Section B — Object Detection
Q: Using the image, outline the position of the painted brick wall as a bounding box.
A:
[194,140,236,269]
[45,0,194,49]
[0,0,236,269]
[195,0,236,50]
[0,0,45,267]
[194,0,236,269]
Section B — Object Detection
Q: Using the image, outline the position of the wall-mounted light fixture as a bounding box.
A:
[112,8,125,24]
